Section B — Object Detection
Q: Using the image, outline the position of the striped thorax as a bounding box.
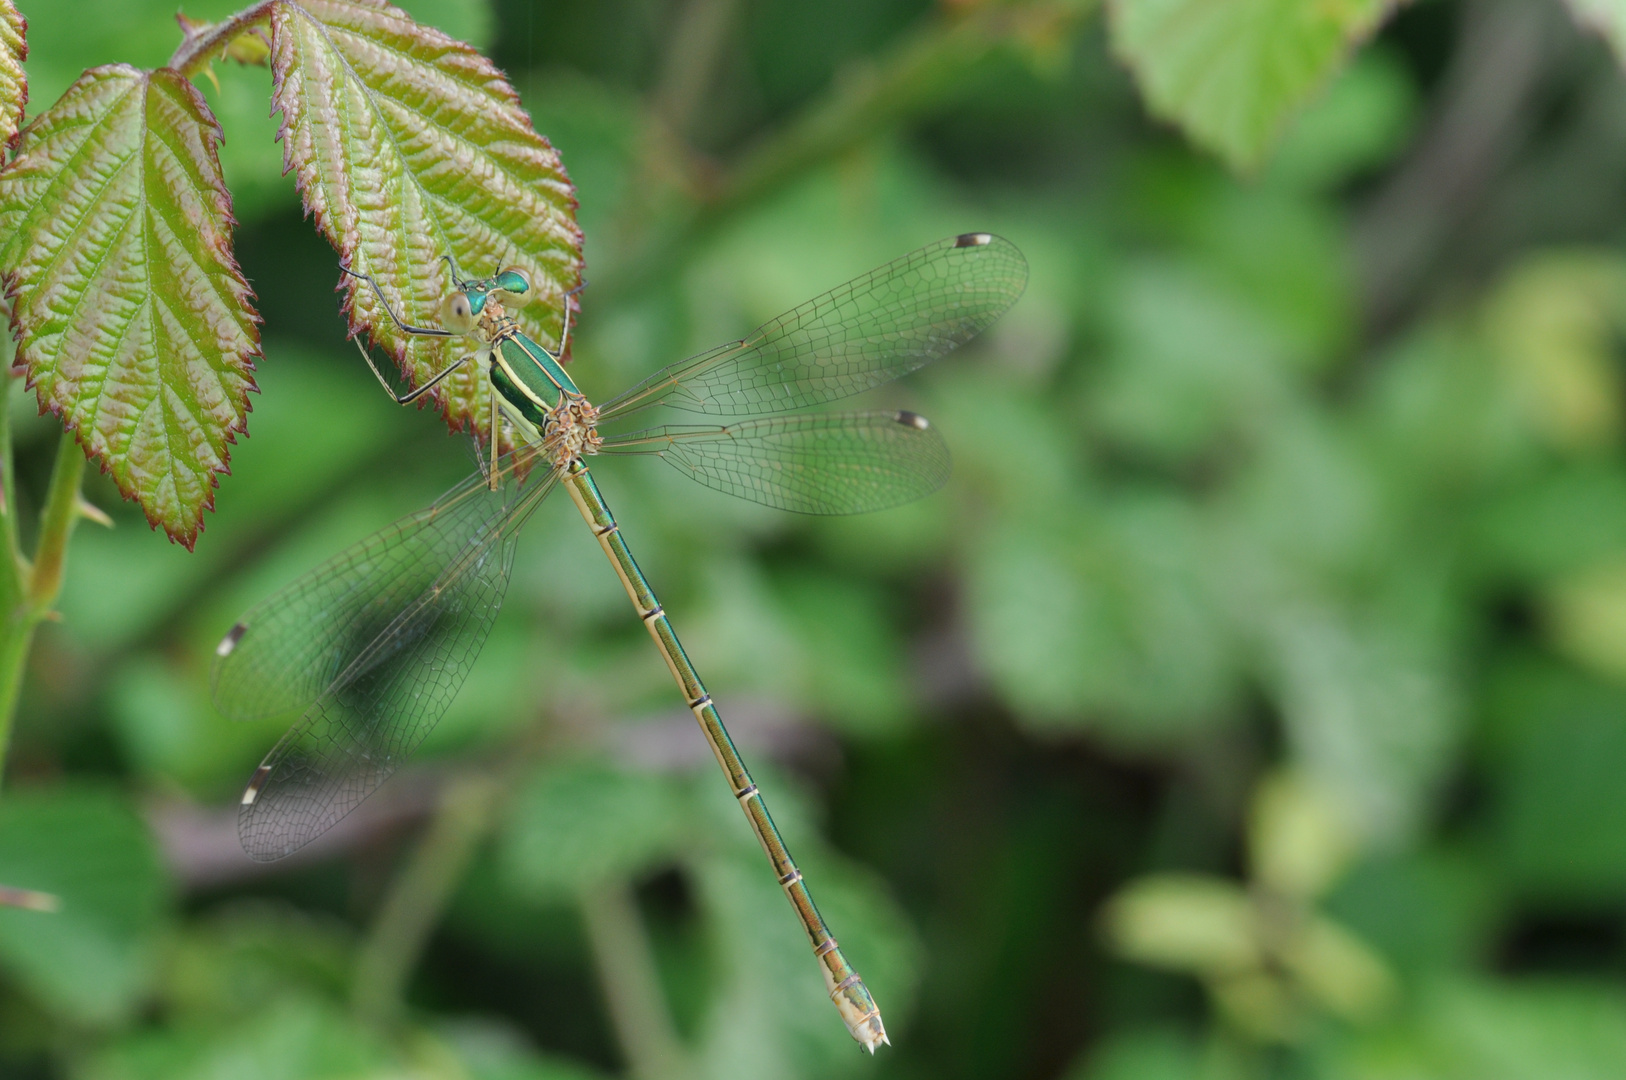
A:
[441,264,602,468]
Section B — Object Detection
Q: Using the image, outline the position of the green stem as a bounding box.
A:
[580,879,687,1080]
[651,0,741,137]
[29,433,87,610]
[600,0,1094,301]
[168,2,276,77]
[718,0,1090,215]
[0,430,86,787]
[352,775,498,1027]
[0,371,21,582]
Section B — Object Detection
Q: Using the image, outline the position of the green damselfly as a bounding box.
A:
[212,233,1027,1050]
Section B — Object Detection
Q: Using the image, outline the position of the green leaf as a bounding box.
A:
[0,65,259,548]
[1423,980,1626,1079]
[1256,598,1461,845]
[1566,0,1626,69]
[439,1019,613,1080]
[86,994,393,1080]
[1267,49,1415,191]
[773,570,908,736]
[686,837,918,1078]
[498,761,689,896]
[1325,850,1499,977]
[1485,656,1626,899]
[1544,557,1626,681]
[164,904,355,1023]
[1474,464,1626,582]
[1482,252,1626,452]
[1100,874,1260,977]
[269,0,582,447]
[1069,1027,1209,1080]
[1328,978,1626,1080]
[0,786,169,1025]
[1094,262,1293,463]
[1109,0,1398,172]
[1249,770,1358,902]
[966,492,1237,740]
[1278,912,1395,1022]
[0,0,24,148]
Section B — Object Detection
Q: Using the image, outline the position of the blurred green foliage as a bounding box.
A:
[8,0,1626,1078]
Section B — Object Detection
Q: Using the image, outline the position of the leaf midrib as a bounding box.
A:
[287,4,570,301]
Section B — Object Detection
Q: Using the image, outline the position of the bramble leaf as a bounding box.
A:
[269,0,583,447]
[0,65,260,549]
[0,0,24,149]
[1109,0,1398,172]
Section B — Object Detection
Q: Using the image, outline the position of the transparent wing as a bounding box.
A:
[217,456,560,862]
[601,410,950,515]
[598,233,1027,420]
[212,450,548,722]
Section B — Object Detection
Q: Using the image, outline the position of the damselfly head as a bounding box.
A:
[442,290,477,335]
[493,267,532,307]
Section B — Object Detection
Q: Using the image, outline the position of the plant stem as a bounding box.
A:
[352,775,499,1027]
[718,0,1091,216]
[29,433,86,609]
[0,430,86,787]
[0,371,21,582]
[651,0,741,137]
[168,2,276,77]
[580,878,687,1080]
[600,0,1094,301]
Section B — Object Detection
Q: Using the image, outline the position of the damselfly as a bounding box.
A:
[212,233,1027,1050]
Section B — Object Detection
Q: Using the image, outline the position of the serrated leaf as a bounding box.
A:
[0,65,260,548]
[1109,0,1398,172]
[0,787,169,1025]
[269,0,582,448]
[0,0,24,149]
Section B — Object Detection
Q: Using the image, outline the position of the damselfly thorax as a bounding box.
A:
[346,258,606,478]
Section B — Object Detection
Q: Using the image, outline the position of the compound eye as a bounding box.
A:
[441,291,475,334]
[494,266,532,306]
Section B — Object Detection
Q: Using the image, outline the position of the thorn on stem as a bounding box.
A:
[0,885,59,912]
[75,495,112,528]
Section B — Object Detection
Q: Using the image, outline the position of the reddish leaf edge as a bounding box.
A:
[2,2,27,155]
[266,0,582,447]
[2,65,263,552]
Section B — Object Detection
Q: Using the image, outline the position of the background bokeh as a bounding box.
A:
[8,0,1626,1077]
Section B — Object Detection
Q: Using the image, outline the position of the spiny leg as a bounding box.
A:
[439,253,469,290]
[353,338,474,406]
[339,264,455,338]
[556,279,586,358]
[342,263,470,410]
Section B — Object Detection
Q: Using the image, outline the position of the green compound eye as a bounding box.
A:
[493,267,532,305]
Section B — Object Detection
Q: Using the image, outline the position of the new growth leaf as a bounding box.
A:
[0,65,259,548]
